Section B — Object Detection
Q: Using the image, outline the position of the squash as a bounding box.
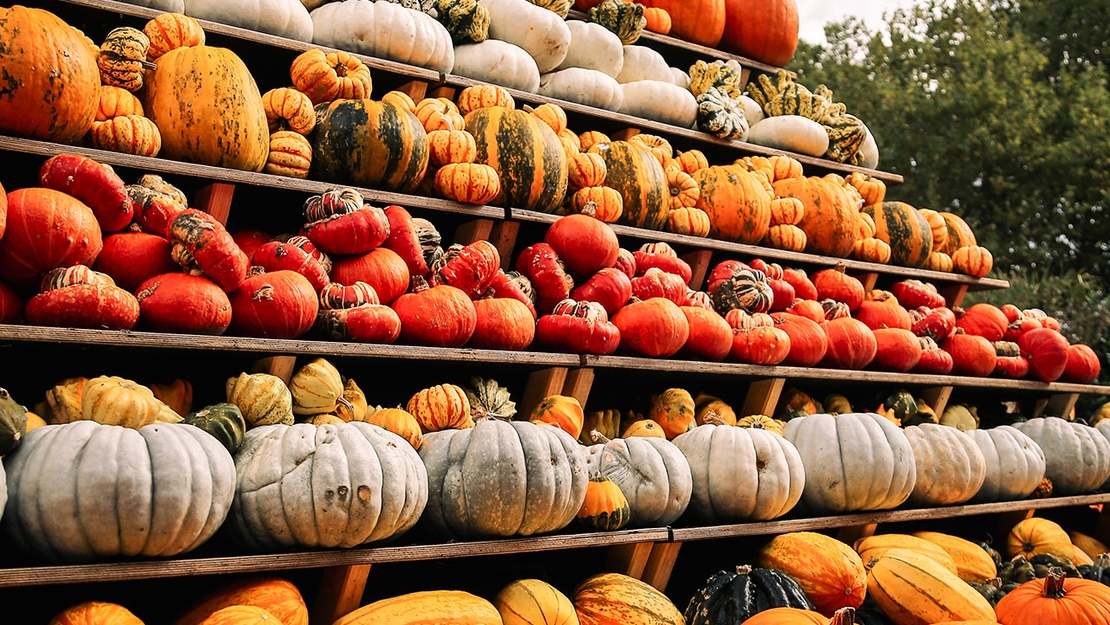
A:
[311,0,455,73]
[1014,417,1110,496]
[494,578,579,625]
[994,568,1110,625]
[187,0,312,40]
[183,403,247,455]
[419,419,588,538]
[226,372,294,428]
[747,116,830,157]
[142,44,269,172]
[288,358,344,415]
[173,577,308,625]
[334,590,502,625]
[587,140,670,230]
[774,175,859,258]
[585,434,692,526]
[466,106,568,213]
[482,0,571,73]
[757,531,867,615]
[695,165,773,243]
[230,421,427,550]
[697,87,750,140]
[618,80,699,128]
[903,423,987,506]
[539,68,624,109]
[587,0,647,45]
[867,548,997,625]
[310,98,429,193]
[0,188,104,288]
[49,602,144,625]
[864,201,934,268]
[910,531,998,584]
[574,573,684,625]
[967,425,1046,503]
[435,0,491,43]
[616,45,672,84]
[854,534,960,576]
[556,20,624,77]
[684,565,815,625]
[453,39,542,92]
[2,421,234,562]
[143,12,204,59]
[938,212,977,254]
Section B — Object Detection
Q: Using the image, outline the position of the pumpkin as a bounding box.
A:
[331,247,411,306]
[911,531,999,584]
[903,423,987,506]
[466,106,569,213]
[680,305,733,361]
[757,531,867,615]
[584,434,691,526]
[774,176,858,258]
[363,408,423,450]
[938,212,977,254]
[311,0,455,72]
[574,573,684,625]
[995,567,1110,625]
[684,565,815,625]
[251,241,329,293]
[174,577,308,625]
[25,268,140,331]
[1005,517,1073,561]
[1018,327,1070,382]
[228,270,318,339]
[575,474,631,531]
[648,388,696,439]
[136,273,232,335]
[469,297,536,351]
[867,548,997,625]
[494,578,580,625]
[693,165,773,244]
[612,297,690,357]
[143,12,205,60]
[310,98,429,193]
[544,214,620,277]
[49,602,144,625]
[229,421,427,550]
[90,231,170,292]
[419,418,587,538]
[643,7,671,33]
[772,312,828,367]
[531,395,585,440]
[536,299,622,354]
[1063,343,1101,383]
[872,327,924,372]
[183,403,246,455]
[2,421,234,562]
[0,188,103,288]
[166,210,249,292]
[783,412,917,513]
[942,332,998,377]
[721,0,798,65]
[863,202,934,268]
[406,383,473,433]
[820,317,877,370]
[393,277,477,347]
[587,141,670,230]
[1013,417,1110,496]
[335,590,501,625]
[636,0,726,47]
[696,87,750,140]
[618,79,699,127]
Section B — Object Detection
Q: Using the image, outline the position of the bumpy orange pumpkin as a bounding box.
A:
[694,165,772,243]
[89,115,162,157]
[290,49,373,104]
[407,383,474,433]
[49,601,144,625]
[144,12,205,60]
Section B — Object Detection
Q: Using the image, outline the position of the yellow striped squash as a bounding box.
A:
[334,590,502,625]
[854,534,959,576]
[866,548,996,625]
[494,578,578,625]
[910,531,998,583]
[573,573,683,625]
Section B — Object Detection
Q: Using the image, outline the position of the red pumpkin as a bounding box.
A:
[93,230,178,292]
[1018,327,1070,382]
[783,267,818,300]
[469,297,536,350]
[230,229,273,261]
[136,272,232,335]
[631,267,688,304]
[721,0,799,66]
[785,298,825,324]
[128,180,188,237]
[811,266,864,311]
[891,279,946,309]
[330,247,411,305]
[1063,344,1101,384]
[0,280,23,324]
[767,278,796,311]
[1004,316,1042,342]
[432,240,501,299]
[634,244,693,285]
[0,188,104,288]
[572,267,632,316]
[871,327,923,372]
[39,153,134,233]
[612,297,690,357]
[544,214,619,277]
[910,305,957,341]
[679,305,732,361]
[515,243,574,314]
[613,248,637,278]
[392,277,476,347]
[955,302,1009,342]
[771,312,828,366]
[486,269,537,319]
[303,203,390,256]
[731,325,791,365]
[942,332,997,377]
[994,355,1031,379]
[912,336,954,375]
[536,299,620,354]
[228,270,318,338]
[820,317,877,370]
[166,210,250,293]
[1000,303,1023,322]
[637,0,727,49]
[251,241,330,293]
[316,305,402,344]
[25,271,140,330]
[855,292,912,331]
[381,204,428,278]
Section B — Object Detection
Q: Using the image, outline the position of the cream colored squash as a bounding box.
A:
[670,67,690,89]
[739,94,764,125]
[747,115,830,156]
[539,68,623,109]
[453,39,541,92]
[618,80,698,128]
[310,0,455,74]
[903,423,987,506]
[1016,416,1110,495]
[186,0,313,41]
[616,45,672,84]
[555,20,623,78]
[968,425,1045,503]
[860,123,879,169]
[585,435,692,527]
[481,0,571,73]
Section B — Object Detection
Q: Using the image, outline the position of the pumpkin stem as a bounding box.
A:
[865,556,879,571]
[987,577,1003,590]
[734,564,752,576]
[580,200,598,218]
[589,429,611,444]
[703,411,728,427]
[1042,567,1067,599]
[829,607,856,625]
[411,274,430,293]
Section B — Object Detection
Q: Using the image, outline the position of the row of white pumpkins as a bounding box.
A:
[0,411,1103,564]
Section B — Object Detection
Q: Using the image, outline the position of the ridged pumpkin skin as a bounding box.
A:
[335,590,502,625]
[466,106,568,213]
[694,164,772,243]
[494,578,580,625]
[993,572,1110,624]
[311,98,430,192]
[195,605,282,625]
[1013,417,1110,496]
[910,531,998,583]
[584,436,693,527]
[574,572,684,625]
[587,141,670,230]
[866,548,996,625]
[757,532,866,616]
[175,577,308,625]
[142,45,269,172]
[2,421,235,562]
[903,423,987,506]
[774,176,858,258]
[864,202,934,268]
[48,601,145,625]
[0,6,101,144]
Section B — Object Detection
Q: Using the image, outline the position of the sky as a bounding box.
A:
[795,0,920,44]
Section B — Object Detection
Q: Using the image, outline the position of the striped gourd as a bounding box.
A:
[587,140,670,230]
[465,106,568,213]
[574,573,684,625]
[824,114,867,164]
[694,165,772,243]
[334,590,502,625]
[863,201,934,268]
[311,98,430,193]
[939,211,977,254]
[909,531,998,583]
[853,534,959,576]
[867,548,996,625]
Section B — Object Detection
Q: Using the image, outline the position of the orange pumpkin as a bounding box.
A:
[667,206,711,237]
[50,602,144,625]
[952,246,993,277]
[195,606,283,625]
[436,163,501,205]
[764,224,808,252]
[261,87,315,135]
[571,186,624,223]
[769,196,805,226]
[456,84,515,115]
[290,49,373,105]
[173,576,308,625]
[757,532,867,616]
[994,568,1110,624]
[366,407,424,449]
[694,165,772,243]
[407,383,474,432]
[668,168,700,210]
[144,12,205,60]
[675,149,709,174]
[531,394,585,440]
[863,201,934,268]
[568,151,608,190]
[774,176,858,258]
[96,86,144,120]
[637,0,726,47]
[428,128,478,166]
[720,0,799,66]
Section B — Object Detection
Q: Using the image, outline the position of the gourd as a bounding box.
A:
[539,68,624,109]
[573,573,684,625]
[494,579,579,625]
[49,602,145,625]
[481,0,572,73]
[311,0,455,73]
[2,421,235,562]
[867,548,997,624]
[903,423,987,506]
[774,175,859,258]
[173,576,309,625]
[226,372,294,427]
[229,422,427,550]
[616,45,673,84]
[747,116,830,156]
[911,531,999,584]
[576,474,631,531]
[693,165,772,244]
[757,531,867,615]
[288,358,344,415]
[464,377,517,420]
[453,39,542,92]
[419,419,588,538]
[334,590,503,625]
[618,80,699,128]
[696,87,749,140]
[183,403,247,454]
[864,201,934,268]
[587,140,670,230]
[555,20,624,77]
[435,0,490,43]
[967,425,1046,503]
[994,567,1110,625]
[684,565,816,625]
[587,0,646,45]
[186,0,313,41]
[585,434,692,526]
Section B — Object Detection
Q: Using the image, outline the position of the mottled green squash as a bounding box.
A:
[863,201,934,268]
[183,402,247,454]
[465,106,568,213]
[587,140,669,230]
[310,98,430,193]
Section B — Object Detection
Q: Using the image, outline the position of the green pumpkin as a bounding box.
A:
[696,87,749,140]
[464,377,516,420]
[587,140,669,230]
[688,60,744,99]
[878,389,918,425]
[310,98,430,193]
[864,201,934,268]
[684,565,815,624]
[586,0,646,45]
[434,0,490,43]
[0,387,28,456]
[465,106,568,213]
[184,402,247,454]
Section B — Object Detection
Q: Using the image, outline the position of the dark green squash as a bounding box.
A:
[434,0,490,43]
[587,140,669,230]
[684,565,815,625]
[863,201,934,268]
[465,106,568,213]
[0,387,28,456]
[183,402,247,454]
[586,0,646,45]
[310,98,430,193]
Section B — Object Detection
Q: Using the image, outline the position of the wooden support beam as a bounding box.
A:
[1093,505,1110,545]
[394,80,428,102]
[562,368,595,408]
[193,182,236,225]
[453,219,494,245]
[489,220,521,270]
[681,249,714,292]
[252,355,298,384]
[427,85,457,100]
[611,127,642,141]
[995,509,1035,546]
[311,564,372,625]
[837,523,878,546]
[605,542,655,579]
[518,367,569,419]
[642,542,683,592]
[919,386,954,415]
[939,283,970,309]
[740,377,786,417]
[856,271,879,293]
[1040,393,1080,420]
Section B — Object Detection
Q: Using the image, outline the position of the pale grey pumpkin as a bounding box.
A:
[585,435,692,527]
[230,421,427,550]
[903,423,987,507]
[1014,416,1110,495]
[2,421,235,562]
[967,425,1046,503]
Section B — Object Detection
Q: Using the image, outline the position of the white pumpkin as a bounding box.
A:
[860,123,880,169]
[453,39,541,93]
[903,423,987,507]
[747,115,830,156]
[739,94,764,125]
[0,459,6,526]
[968,425,1046,503]
[673,423,805,523]
[669,67,690,89]
[1015,416,1110,495]
[311,0,455,74]
[538,68,623,109]
[186,0,313,41]
[783,412,917,514]
[585,435,692,527]
[616,45,672,84]
[618,80,698,128]
[556,20,624,78]
[120,0,185,12]
[481,0,571,74]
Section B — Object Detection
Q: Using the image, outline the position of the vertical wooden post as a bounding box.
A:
[427,85,457,100]
[837,523,878,546]
[311,564,372,625]
[855,271,879,293]
[919,386,954,416]
[681,249,714,292]
[1039,393,1080,420]
[489,221,521,270]
[606,543,655,578]
[611,128,643,141]
[562,368,595,408]
[740,378,786,417]
[453,219,494,245]
[395,80,429,103]
[642,542,683,591]
[252,355,298,384]
[518,367,569,419]
[193,182,236,225]
[939,283,970,309]
[996,509,1035,545]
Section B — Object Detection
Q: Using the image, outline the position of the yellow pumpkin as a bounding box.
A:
[366,407,424,449]
[1007,517,1074,560]
[649,388,697,439]
[621,419,667,438]
[494,579,579,625]
[530,395,585,440]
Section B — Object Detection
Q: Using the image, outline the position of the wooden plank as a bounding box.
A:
[856,271,879,294]
[605,542,655,578]
[311,564,372,625]
[395,80,428,103]
[518,367,569,419]
[740,378,786,417]
[939,283,971,309]
[1041,393,1080,420]
[452,219,494,245]
[489,220,521,270]
[562,368,595,407]
[642,542,683,591]
[253,355,298,384]
[1094,505,1110,545]
[995,509,1036,545]
[193,182,236,225]
[611,128,642,141]
[837,523,878,546]
[427,85,457,100]
[919,386,954,415]
[681,249,714,291]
